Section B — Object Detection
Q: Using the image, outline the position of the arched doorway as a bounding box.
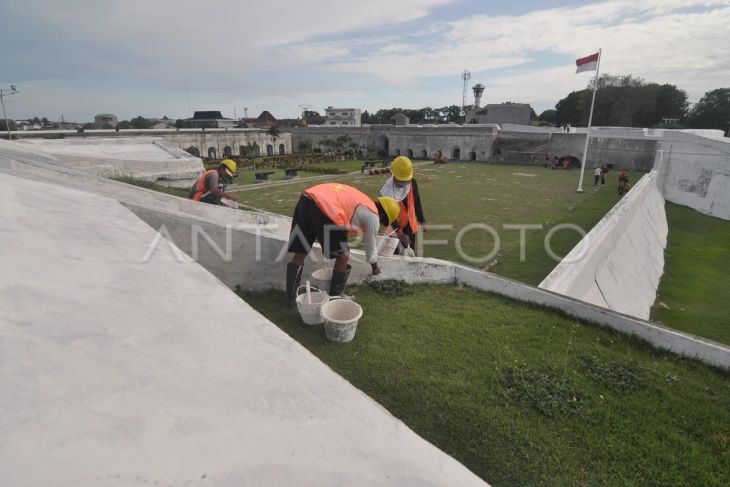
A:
[185,146,200,157]
[406,149,413,158]
[223,146,232,157]
[279,143,285,155]
[375,135,389,156]
[421,149,428,159]
[266,144,274,156]
[395,148,401,156]
[468,151,477,161]
[207,147,217,159]
[451,147,461,160]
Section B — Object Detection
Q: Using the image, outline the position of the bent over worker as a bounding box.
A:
[189,159,239,205]
[380,156,426,254]
[285,183,402,304]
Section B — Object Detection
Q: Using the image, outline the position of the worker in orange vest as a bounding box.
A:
[380,156,426,254]
[286,183,403,304]
[188,159,239,205]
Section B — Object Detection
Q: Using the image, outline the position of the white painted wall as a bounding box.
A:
[0,171,487,486]
[655,137,730,220]
[539,171,667,320]
[17,137,205,187]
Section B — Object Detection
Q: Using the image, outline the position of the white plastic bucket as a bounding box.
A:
[376,236,399,256]
[321,298,363,343]
[311,267,333,290]
[295,286,329,325]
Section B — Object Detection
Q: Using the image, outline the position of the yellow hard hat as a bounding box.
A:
[220,159,237,179]
[391,156,413,181]
[376,196,400,225]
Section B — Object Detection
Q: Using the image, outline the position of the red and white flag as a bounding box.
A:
[576,52,599,73]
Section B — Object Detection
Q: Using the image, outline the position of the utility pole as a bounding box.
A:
[0,85,20,140]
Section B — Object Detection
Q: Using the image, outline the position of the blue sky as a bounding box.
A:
[2,0,729,122]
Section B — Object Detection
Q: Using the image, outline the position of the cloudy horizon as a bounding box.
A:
[2,0,729,123]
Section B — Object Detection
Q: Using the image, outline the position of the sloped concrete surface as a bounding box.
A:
[17,137,204,187]
[539,171,667,320]
[0,172,487,486]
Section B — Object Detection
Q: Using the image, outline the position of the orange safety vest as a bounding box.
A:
[304,183,377,234]
[398,185,419,233]
[191,169,217,202]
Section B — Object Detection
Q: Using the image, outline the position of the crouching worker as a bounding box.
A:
[285,183,401,304]
[189,159,239,205]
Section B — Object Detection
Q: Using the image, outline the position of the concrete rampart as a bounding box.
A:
[0,170,487,486]
[16,137,205,187]
[539,170,667,320]
[655,135,730,220]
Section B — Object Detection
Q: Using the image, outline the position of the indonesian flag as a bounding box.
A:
[576,52,599,73]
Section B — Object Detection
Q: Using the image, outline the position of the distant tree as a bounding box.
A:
[361,110,370,124]
[554,74,689,128]
[130,116,154,129]
[102,123,114,129]
[297,140,313,153]
[266,127,280,154]
[539,109,557,125]
[175,119,192,129]
[117,120,132,129]
[0,119,17,131]
[688,88,730,131]
[302,110,320,118]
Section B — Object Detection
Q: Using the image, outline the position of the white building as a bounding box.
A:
[94,114,118,129]
[324,106,361,127]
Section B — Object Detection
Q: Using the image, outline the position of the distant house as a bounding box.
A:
[466,103,531,126]
[324,106,361,127]
[241,110,279,128]
[94,113,118,129]
[187,111,236,129]
[391,113,410,126]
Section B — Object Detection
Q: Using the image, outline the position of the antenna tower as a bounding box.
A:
[461,69,471,119]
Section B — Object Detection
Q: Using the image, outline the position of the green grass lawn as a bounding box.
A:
[651,203,730,345]
[241,283,730,487]
[231,168,320,185]
[232,163,635,285]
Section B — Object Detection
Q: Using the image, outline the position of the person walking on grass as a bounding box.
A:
[189,159,239,205]
[379,156,426,255]
[618,171,630,195]
[594,166,601,185]
[285,183,404,304]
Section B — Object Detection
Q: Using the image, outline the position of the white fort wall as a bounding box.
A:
[2,140,727,370]
[655,134,730,220]
[0,170,487,486]
[539,170,667,320]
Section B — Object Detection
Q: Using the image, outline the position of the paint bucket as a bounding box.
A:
[295,285,329,325]
[376,236,399,256]
[321,297,363,343]
[311,267,333,291]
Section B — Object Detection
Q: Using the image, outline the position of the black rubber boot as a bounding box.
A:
[286,263,303,306]
[329,265,351,297]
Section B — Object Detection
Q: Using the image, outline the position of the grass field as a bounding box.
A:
[232,163,636,285]
[241,283,730,487]
[651,203,730,345]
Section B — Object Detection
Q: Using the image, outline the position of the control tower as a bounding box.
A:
[472,84,485,109]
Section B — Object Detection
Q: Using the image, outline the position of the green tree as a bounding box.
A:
[297,141,313,153]
[539,109,557,125]
[0,119,17,131]
[117,120,132,129]
[130,116,153,129]
[689,88,730,131]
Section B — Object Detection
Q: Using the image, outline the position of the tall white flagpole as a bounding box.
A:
[576,48,602,193]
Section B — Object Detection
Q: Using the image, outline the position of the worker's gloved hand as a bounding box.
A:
[371,263,381,275]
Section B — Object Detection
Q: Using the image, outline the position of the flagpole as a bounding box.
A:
[576,48,602,193]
